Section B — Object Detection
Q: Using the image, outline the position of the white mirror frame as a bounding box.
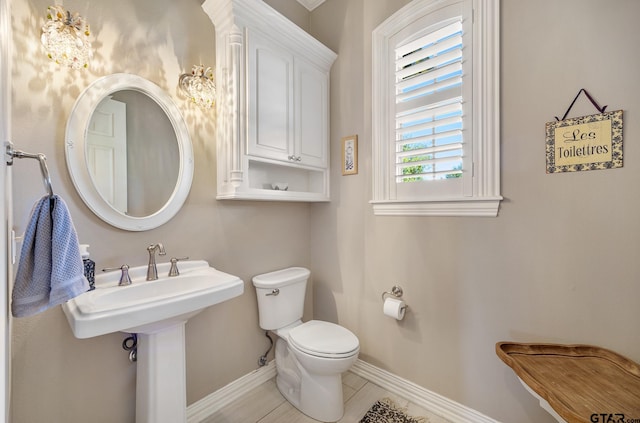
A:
[66,73,194,231]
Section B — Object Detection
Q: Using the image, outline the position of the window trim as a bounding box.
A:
[371,0,501,217]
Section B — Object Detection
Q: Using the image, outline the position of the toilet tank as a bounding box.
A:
[252,267,310,330]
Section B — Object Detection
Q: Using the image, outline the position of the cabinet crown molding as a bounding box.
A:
[203,0,336,68]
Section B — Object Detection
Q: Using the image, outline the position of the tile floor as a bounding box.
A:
[202,371,453,423]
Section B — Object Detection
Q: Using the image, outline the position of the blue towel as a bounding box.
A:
[12,195,89,318]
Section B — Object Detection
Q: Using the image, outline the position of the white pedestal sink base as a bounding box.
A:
[136,323,188,423]
[61,260,244,422]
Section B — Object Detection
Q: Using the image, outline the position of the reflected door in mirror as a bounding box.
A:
[87,96,128,213]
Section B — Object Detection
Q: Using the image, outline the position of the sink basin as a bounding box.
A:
[63,260,244,423]
[63,260,244,338]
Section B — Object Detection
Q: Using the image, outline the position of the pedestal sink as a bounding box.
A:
[62,260,244,423]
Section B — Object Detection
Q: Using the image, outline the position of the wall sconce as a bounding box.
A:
[40,5,92,69]
[179,65,216,109]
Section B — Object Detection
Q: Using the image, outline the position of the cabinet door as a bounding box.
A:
[247,32,294,162]
[295,58,328,168]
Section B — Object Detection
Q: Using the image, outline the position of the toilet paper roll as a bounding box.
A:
[383,297,406,320]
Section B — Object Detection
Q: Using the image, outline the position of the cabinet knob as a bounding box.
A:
[288,155,296,161]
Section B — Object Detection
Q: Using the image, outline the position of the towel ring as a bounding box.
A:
[6,141,54,198]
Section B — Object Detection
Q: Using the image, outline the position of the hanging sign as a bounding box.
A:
[545,89,623,173]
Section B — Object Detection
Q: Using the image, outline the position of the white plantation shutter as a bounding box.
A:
[395,19,464,183]
[372,0,501,216]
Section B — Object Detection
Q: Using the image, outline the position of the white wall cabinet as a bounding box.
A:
[203,0,336,201]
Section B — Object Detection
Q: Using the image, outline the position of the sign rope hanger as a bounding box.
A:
[555,88,608,122]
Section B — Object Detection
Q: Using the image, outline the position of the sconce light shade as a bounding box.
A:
[179,65,216,109]
[41,5,92,69]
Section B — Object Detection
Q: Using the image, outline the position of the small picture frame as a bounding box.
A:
[341,135,358,175]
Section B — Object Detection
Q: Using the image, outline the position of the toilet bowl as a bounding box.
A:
[253,268,360,422]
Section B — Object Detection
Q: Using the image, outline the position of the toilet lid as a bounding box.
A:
[288,320,359,358]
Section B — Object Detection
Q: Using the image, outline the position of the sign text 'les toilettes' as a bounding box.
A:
[545,89,623,174]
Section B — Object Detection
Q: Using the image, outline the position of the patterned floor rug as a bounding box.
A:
[359,398,429,423]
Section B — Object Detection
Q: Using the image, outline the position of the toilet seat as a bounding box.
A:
[288,320,359,359]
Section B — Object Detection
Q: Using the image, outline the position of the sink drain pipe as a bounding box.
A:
[258,331,273,367]
[125,331,271,365]
[122,334,138,362]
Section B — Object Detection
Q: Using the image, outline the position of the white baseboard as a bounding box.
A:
[350,360,501,423]
[187,358,500,423]
[187,360,276,423]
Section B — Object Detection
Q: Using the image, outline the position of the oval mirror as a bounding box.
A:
[66,73,194,231]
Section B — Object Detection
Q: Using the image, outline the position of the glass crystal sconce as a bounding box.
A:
[41,5,92,69]
[179,65,216,109]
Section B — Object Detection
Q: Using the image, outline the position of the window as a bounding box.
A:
[371,0,501,216]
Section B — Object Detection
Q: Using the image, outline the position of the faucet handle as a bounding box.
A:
[102,264,132,286]
[168,257,189,277]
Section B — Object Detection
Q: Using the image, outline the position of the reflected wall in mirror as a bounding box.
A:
[66,74,194,231]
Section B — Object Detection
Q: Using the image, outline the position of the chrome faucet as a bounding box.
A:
[146,243,166,281]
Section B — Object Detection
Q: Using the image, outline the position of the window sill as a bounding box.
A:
[370,197,502,217]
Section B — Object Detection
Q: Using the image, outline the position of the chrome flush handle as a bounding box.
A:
[265,288,280,296]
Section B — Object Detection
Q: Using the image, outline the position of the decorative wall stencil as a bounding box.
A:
[546,89,623,173]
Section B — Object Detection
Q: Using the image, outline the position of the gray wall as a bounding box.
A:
[9,0,640,422]
[309,0,640,422]
[10,0,311,421]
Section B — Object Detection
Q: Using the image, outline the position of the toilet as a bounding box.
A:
[252,267,359,422]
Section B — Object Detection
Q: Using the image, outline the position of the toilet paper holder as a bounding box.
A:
[382,285,408,310]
